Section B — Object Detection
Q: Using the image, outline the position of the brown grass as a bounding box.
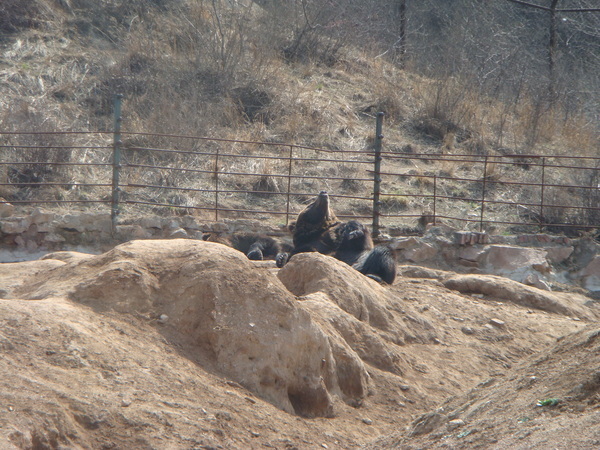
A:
[0,0,598,232]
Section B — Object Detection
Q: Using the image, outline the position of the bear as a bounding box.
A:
[277,192,397,284]
[276,191,341,267]
[203,232,292,261]
[333,220,374,265]
[334,220,397,284]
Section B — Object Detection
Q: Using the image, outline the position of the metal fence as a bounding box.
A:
[1,96,600,237]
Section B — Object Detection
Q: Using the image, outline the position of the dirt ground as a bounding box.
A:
[0,239,598,449]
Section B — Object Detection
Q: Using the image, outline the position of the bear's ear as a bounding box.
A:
[201,233,212,241]
[288,221,296,232]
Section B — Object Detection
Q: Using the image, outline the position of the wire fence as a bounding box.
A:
[1,96,600,237]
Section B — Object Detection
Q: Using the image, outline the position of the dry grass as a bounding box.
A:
[0,0,598,233]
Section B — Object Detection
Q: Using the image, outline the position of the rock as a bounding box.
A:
[158,314,169,324]
[391,237,420,250]
[180,215,201,230]
[30,208,55,225]
[402,243,437,263]
[139,217,164,230]
[578,255,600,292]
[169,227,188,238]
[82,214,112,233]
[57,214,85,232]
[1,217,31,234]
[545,246,574,264]
[0,199,15,218]
[447,419,465,430]
[409,411,445,436]
[489,318,505,328]
[523,273,551,291]
[482,245,550,274]
[44,233,66,243]
[458,246,487,263]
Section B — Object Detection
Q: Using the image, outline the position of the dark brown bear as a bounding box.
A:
[277,192,397,284]
[334,220,396,284]
[203,232,292,261]
[276,191,341,267]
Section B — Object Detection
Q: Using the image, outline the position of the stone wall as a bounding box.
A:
[0,204,285,261]
[1,201,599,297]
[389,224,600,297]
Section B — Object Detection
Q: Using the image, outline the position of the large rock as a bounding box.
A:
[481,245,550,274]
[578,255,600,292]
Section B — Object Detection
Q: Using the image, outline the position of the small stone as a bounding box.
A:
[447,419,465,430]
[362,418,373,425]
[250,431,260,437]
[399,384,410,391]
[489,318,505,328]
[461,326,474,335]
[321,444,328,449]
[158,314,169,324]
[121,399,132,407]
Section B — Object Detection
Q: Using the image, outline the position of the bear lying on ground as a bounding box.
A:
[334,220,397,284]
[203,232,292,261]
[277,192,396,284]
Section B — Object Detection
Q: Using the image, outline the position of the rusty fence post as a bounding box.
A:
[433,174,437,225]
[111,94,123,235]
[480,155,488,232]
[214,146,220,221]
[372,112,384,238]
[540,156,546,232]
[286,145,293,227]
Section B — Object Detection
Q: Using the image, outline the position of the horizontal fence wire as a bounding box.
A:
[1,126,600,236]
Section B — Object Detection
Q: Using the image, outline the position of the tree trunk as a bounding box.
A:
[394,0,407,66]
[548,0,559,101]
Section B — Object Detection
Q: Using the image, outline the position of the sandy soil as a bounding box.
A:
[0,239,598,449]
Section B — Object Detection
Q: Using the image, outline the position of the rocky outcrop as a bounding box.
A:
[390,226,599,296]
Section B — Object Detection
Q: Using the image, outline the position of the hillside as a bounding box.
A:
[1,1,599,237]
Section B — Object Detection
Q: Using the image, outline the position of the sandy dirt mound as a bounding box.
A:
[0,239,598,448]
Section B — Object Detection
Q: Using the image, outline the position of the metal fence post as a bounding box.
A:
[480,155,488,232]
[286,145,293,227]
[372,112,384,238]
[433,174,437,225]
[111,94,123,235]
[540,156,546,232]
[214,146,220,221]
